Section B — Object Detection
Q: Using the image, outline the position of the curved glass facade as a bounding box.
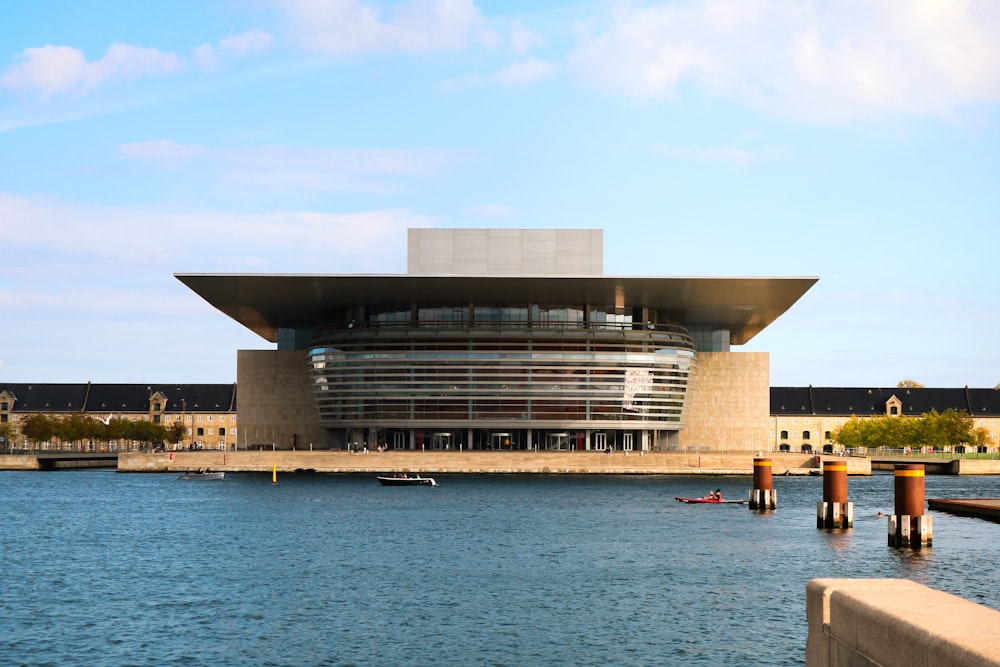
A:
[307,317,696,450]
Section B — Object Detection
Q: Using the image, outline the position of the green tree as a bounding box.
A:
[833,408,983,452]
[21,414,56,448]
[0,422,14,450]
[168,421,186,447]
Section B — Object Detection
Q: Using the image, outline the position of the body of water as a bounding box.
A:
[2,470,998,666]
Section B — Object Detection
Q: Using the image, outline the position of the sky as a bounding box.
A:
[2,0,999,389]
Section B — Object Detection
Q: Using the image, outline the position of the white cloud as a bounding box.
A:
[0,192,434,274]
[118,140,206,164]
[508,20,546,55]
[116,141,472,195]
[193,29,274,71]
[568,0,1000,121]
[1,43,183,96]
[492,58,556,87]
[441,58,556,90]
[220,29,274,56]
[274,0,494,55]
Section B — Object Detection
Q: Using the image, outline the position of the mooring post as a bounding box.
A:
[889,463,932,548]
[749,457,776,510]
[817,459,853,528]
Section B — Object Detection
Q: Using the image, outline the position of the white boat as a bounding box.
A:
[177,470,225,481]
[377,474,437,487]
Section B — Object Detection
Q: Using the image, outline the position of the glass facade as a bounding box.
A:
[307,307,698,450]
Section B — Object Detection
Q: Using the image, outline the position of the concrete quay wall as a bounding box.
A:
[807,578,1000,667]
[118,451,871,476]
[958,459,1000,475]
[0,455,40,470]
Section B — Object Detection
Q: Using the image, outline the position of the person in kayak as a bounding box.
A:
[707,489,722,501]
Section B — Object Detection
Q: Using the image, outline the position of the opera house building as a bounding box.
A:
[177,229,816,453]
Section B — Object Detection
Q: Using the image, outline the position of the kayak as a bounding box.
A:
[674,496,748,505]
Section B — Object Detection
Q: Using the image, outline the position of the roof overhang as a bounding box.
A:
[176,273,818,346]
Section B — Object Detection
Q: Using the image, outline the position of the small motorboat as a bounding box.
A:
[177,470,225,481]
[377,474,437,487]
[674,496,746,504]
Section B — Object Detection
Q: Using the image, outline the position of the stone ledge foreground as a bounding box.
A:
[807,578,1000,667]
[114,450,872,475]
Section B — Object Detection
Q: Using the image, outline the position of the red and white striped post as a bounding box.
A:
[888,464,932,548]
[816,460,853,528]
[749,457,776,510]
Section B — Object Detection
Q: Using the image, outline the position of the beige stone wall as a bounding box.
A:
[678,351,770,451]
[237,350,326,449]
[806,578,1000,666]
[118,450,871,475]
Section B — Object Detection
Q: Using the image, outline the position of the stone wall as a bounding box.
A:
[679,351,770,451]
[236,349,326,449]
[806,578,1000,666]
[118,450,871,475]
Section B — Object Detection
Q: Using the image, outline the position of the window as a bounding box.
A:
[802,431,811,440]
[780,430,789,439]
[219,428,226,436]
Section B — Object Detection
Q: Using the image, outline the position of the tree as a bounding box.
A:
[21,414,56,448]
[0,422,14,451]
[897,379,925,388]
[168,422,186,447]
[832,408,984,451]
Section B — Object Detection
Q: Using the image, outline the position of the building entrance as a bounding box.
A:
[491,432,511,450]
[431,432,452,450]
[547,432,570,450]
[594,432,607,452]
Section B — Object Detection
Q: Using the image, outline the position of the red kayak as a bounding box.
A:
[675,496,747,505]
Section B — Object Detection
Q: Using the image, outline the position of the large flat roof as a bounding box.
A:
[176,274,818,345]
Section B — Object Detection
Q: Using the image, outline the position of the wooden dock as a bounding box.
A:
[927,498,1000,524]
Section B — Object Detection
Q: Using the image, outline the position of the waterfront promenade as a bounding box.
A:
[111,449,872,475]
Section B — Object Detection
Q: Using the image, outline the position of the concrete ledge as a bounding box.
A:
[807,578,1000,667]
[117,451,872,476]
[0,455,40,470]
[957,460,1000,475]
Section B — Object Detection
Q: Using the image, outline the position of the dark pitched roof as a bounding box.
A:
[0,384,90,412]
[0,383,237,413]
[771,387,1000,417]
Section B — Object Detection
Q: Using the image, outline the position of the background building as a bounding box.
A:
[4,381,997,455]
[0,383,237,452]
[770,386,1000,453]
[179,228,816,452]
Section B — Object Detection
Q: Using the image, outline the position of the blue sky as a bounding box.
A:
[2,0,999,388]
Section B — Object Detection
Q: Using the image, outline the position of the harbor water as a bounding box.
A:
[3,470,999,666]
